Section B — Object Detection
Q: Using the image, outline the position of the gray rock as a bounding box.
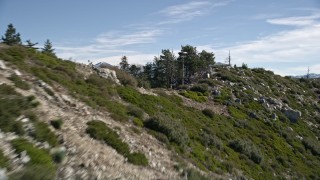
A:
[0,60,7,70]
[212,89,221,96]
[283,108,301,123]
[0,168,7,180]
[249,112,258,119]
[258,97,266,104]
[20,151,30,164]
[271,113,277,120]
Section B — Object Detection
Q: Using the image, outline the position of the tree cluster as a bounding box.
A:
[1,23,56,57]
[119,45,215,88]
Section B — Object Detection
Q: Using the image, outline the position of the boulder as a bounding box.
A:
[20,151,30,164]
[283,108,301,123]
[0,168,7,180]
[270,113,277,120]
[96,68,120,85]
[0,60,7,70]
[249,112,258,119]
[258,97,266,104]
[212,89,220,96]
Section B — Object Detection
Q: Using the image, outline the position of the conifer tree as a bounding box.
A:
[1,23,22,45]
[25,39,38,49]
[42,39,56,57]
[120,56,129,72]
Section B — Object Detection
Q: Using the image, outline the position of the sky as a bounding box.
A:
[0,0,320,76]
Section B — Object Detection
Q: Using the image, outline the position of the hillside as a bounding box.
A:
[0,44,320,179]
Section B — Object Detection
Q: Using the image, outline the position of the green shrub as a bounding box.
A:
[52,150,65,164]
[112,68,137,87]
[44,87,54,96]
[86,120,148,166]
[302,137,320,156]
[202,109,215,118]
[228,139,262,164]
[200,130,222,149]
[198,79,215,86]
[9,165,55,180]
[31,121,58,146]
[0,84,38,135]
[190,84,209,93]
[127,105,143,119]
[50,119,63,129]
[144,114,189,146]
[228,106,248,119]
[185,168,209,180]
[127,152,148,166]
[0,150,9,168]
[11,138,55,167]
[179,90,207,102]
[133,118,144,127]
[8,74,30,90]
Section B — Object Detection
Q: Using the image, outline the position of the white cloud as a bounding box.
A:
[158,1,231,25]
[95,29,162,48]
[195,13,320,75]
[56,28,162,61]
[90,54,156,66]
[267,13,320,26]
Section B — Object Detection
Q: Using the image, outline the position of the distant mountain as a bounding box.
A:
[292,73,320,79]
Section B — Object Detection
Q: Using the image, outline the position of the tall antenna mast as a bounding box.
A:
[228,50,231,66]
[307,66,310,79]
[225,50,231,66]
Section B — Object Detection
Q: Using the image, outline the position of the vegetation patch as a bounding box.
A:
[144,114,189,146]
[0,150,9,168]
[10,138,56,179]
[8,74,30,90]
[0,84,38,135]
[180,90,207,102]
[229,139,263,164]
[86,120,148,166]
[31,121,58,147]
[50,119,63,130]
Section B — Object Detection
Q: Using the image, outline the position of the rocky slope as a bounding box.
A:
[0,44,320,179]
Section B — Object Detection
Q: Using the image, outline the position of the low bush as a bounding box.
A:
[133,118,144,127]
[228,106,248,120]
[52,150,65,164]
[228,139,262,164]
[184,168,209,180]
[9,165,55,180]
[302,137,320,156]
[112,68,137,87]
[0,84,38,135]
[8,74,30,90]
[127,152,148,166]
[0,150,9,168]
[11,138,55,168]
[198,79,215,86]
[144,114,189,146]
[190,84,209,93]
[202,109,215,118]
[50,119,63,130]
[127,105,144,119]
[86,120,148,166]
[179,90,207,103]
[44,87,54,96]
[31,121,58,146]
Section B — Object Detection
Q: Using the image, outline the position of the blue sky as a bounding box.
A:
[1,0,320,75]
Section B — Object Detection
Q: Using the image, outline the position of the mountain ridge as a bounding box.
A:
[0,44,320,179]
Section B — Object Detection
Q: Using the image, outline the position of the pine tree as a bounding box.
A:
[42,39,56,57]
[120,56,129,72]
[25,40,38,49]
[1,23,22,45]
